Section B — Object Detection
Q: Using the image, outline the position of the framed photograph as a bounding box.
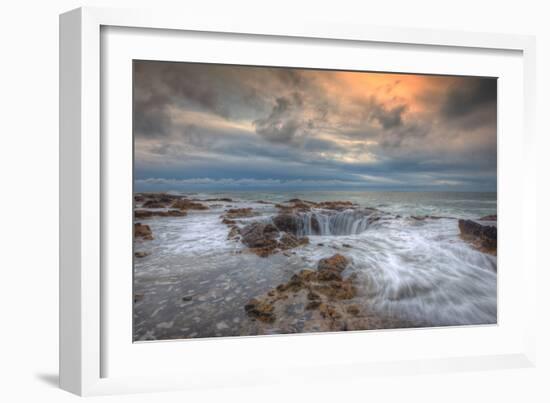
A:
[60,7,537,396]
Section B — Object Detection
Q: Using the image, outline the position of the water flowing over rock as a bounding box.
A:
[458,219,497,255]
[274,209,382,236]
[273,214,301,234]
[227,226,240,240]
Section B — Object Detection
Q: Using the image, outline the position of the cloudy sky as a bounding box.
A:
[133,61,497,192]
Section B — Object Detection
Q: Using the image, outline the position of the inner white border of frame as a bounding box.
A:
[101,25,525,379]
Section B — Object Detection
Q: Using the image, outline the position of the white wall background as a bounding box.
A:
[0,0,548,401]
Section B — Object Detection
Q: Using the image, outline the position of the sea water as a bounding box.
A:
[133,191,497,341]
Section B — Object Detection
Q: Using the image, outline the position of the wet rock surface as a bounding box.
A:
[275,198,358,214]
[135,209,187,219]
[458,219,497,255]
[243,254,393,332]
[279,233,309,250]
[172,199,209,211]
[136,193,184,208]
[241,222,279,248]
[273,213,301,234]
[239,221,309,257]
[134,223,153,240]
[223,207,257,219]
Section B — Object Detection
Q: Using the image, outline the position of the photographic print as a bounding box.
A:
[133,61,497,341]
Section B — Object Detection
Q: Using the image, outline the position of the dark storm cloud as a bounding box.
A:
[134,94,172,138]
[377,121,431,149]
[134,61,271,138]
[441,78,497,120]
[253,95,306,143]
[368,101,407,130]
[133,61,497,191]
[135,62,228,116]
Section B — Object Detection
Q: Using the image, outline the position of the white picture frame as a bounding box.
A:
[59,6,537,396]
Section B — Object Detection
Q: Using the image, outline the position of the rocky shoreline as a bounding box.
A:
[458,219,497,255]
[245,254,358,329]
[133,192,497,336]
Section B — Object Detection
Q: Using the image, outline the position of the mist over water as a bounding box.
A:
[133,191,497,341]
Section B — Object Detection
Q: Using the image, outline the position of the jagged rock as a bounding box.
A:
[240,222,279,248]
[134,251,149,258]
[273,214,300,234]
[244,298,276,323]
[136,193,185,205]
[223,208,256,219]
[346,305,360,316]
[317,254,349,272]
[307,291,320,300]
[203,198,233,202]
[275,200,313,213]
[279,233,309,250]
[458,219,497,254]
[249,245,278,258]
[158,210,187,217]
[244,255,356,327]
[134,223,153,240]
[142,200,167,208]
[275,199,357,214]
[317,268,343,282]
[306,300,322,310]
[317,200,355,211]
[227,226,240,240]
[172,199,209,211]
[239,222,310,257]
[134,209,153,218]
[319,303,342,320]
[222,218,236,225]
[135,209,187,219]
[479,214,497,221]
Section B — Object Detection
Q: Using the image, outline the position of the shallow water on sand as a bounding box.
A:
[133,191,497,341]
